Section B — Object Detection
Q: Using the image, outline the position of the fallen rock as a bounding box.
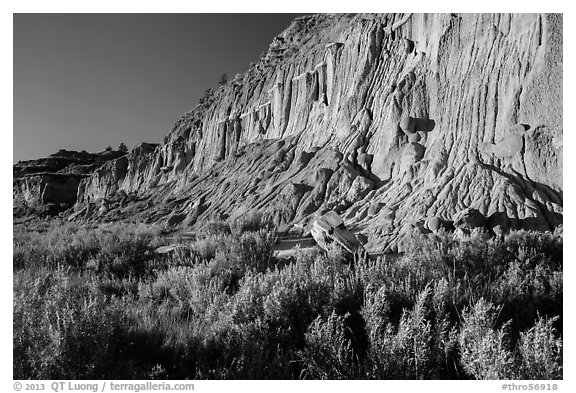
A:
[426,216,454,233]
[310,211,365,257]
[346,176,373,202]
[453,208,487,230]
[155,244,184,254]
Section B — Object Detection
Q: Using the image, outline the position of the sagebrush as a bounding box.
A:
[13,219,562,379]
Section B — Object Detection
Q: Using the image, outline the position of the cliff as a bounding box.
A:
[13,149,127,216]
[70,13,562,252]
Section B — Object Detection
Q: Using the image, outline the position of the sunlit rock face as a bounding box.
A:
[74,13,562,253]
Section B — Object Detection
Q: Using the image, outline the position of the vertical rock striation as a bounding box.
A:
[73,13,562,252]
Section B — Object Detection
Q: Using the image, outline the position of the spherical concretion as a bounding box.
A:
[427,216,441,232]
[399,116,415,133]
[408,132,421,143]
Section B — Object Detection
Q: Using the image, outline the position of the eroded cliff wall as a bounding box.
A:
[73,13,562,252]
[13,149,128,216]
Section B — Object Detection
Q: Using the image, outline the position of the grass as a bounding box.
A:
[13,218,562,379]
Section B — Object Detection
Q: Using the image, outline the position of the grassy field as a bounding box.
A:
[13,217,562,379]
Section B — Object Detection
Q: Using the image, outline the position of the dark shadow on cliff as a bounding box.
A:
[414,118,436,132]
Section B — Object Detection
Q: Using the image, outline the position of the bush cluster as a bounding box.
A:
[13,220,562,379]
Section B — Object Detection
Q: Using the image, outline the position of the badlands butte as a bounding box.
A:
[14,13,563,253]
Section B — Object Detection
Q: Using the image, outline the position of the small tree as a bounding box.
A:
[199,88,214,106]
[105,146,113,153]
[218,73,228,86]
[118,143,128,154]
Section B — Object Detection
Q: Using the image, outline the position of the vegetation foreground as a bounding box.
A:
[13,217,562,379]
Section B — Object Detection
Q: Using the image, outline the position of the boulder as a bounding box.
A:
[426,216,454,232]
[310,211,365,257]
[453,208,487,230]
[346,176,373,202]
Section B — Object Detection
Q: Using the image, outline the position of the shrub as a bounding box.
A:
[458,299,516,379]
[362,285,453,379]
[517,315,562,379]
[13,221,563,380]
[13,268,134,379]
[13,221,160,277]
[229,210,274,236]
[300,313,362,379]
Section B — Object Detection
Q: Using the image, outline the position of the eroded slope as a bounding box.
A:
[72,13,562,252]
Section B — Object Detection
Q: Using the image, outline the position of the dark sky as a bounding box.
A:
[13,13,300,162]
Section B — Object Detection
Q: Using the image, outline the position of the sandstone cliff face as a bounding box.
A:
[13,149,127,216]
[14,173,84,214]
[74,13,563,252]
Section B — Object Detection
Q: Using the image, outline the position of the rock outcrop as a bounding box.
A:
[13,149,127,216]
[14,173,84,208]
[310,211,365,256]
[57,14,561,252]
